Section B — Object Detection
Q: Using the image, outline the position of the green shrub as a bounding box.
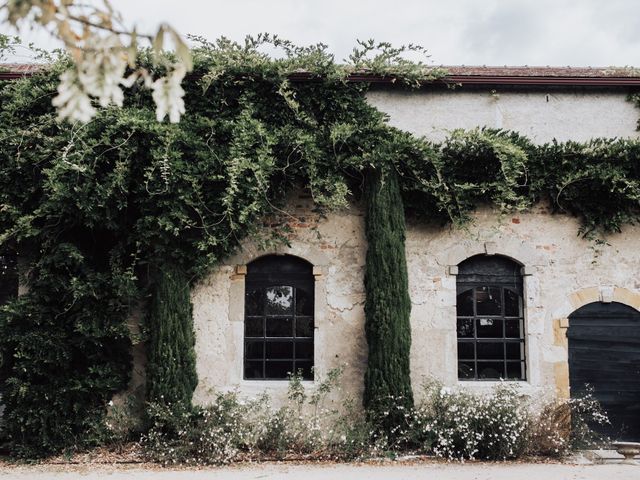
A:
[408,381,610,461]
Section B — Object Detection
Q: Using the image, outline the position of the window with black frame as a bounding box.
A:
[456,255,526,380]
[0,248,18,306]
[244,255,314,380]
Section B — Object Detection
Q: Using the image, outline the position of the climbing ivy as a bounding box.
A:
[0,35,639,457]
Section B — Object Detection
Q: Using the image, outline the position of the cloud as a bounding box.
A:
[1,0,638,66]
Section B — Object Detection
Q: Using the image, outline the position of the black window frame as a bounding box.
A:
[243,255,315,381]
[456,255,527,381]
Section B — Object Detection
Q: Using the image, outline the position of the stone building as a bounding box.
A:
[190,67,640,439]
[1,65,639,440]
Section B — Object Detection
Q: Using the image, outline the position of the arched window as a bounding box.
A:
[244,255,314,380]
[456,255,526,380]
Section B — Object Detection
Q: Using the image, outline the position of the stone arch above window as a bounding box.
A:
[244,254,315,381]
[456,254,526,381]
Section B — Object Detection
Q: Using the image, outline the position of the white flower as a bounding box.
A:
[52,70,96,123]
[152,66,187,123]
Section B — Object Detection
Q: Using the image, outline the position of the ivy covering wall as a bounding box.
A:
[1,37,640,456]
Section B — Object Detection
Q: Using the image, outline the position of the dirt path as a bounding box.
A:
[1,461,638,480]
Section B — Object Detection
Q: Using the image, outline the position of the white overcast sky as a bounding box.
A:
[2,0,639,66]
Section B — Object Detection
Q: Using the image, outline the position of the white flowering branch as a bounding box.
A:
[1,0,192,123]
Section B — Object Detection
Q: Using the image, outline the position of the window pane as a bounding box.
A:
[265,286,294,315]
[296,361,314,380]
[458,361,475,379]
[504,288,521,317]
[245,341,264,359]
[476,286,502,315]
[266,317,293,337]
[505,319,523,338]
[457,342,474,359]
[296,317,314,338]
[457,318,474,338]
[456,288,474,316]
[477,342,504,360]
[477,361,505,379]
[265,361,294,379]
[245,317,263,337]
[244,361,263,379]
[506,342,524,360]
[295,341,313,360]
[506,362,525,380]
[266,341,293,359]
[245,288,264,316]
[477,318,503,338]
[296,288,313,316]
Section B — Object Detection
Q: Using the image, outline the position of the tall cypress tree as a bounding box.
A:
[363,165,414,434]
[146,264,198,406]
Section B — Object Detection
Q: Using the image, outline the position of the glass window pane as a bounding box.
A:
[296,317,314,338]
[457,318,474,338]
[244,361,263,379]
[245,317,263,337]
[265,361,294,379]
[295,341,313,360]
[456,288,474,316]
[476,286,502,315]
[477,342,504,360]
[245,341,264,359]
[505,319,523,338]
[265,341,294,359]
[477,318,503,338]
[265,286,294,315]
[457,342,474,359]
[506,342,524,360]
[477,361,505,379]
[296,361,314,380]
[245,288,264,316]
[458,361,475,379]
[504,288,521,317]
[266,317,293,337]
[296,288,313,316]
[506,362,525,380]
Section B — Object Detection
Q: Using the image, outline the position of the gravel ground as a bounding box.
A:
[0,461,638,480]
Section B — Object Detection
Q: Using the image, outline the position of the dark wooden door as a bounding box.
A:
[568,301,640,441]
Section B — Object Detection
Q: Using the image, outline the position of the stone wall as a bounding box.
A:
[191,87,640,406]
[191,197,640,406]
[191,192,368,405]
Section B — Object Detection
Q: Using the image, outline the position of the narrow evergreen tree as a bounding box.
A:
[363,165,414,434]
[146,264,198,406]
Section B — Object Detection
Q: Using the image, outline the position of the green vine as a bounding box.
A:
[0,35,639,457]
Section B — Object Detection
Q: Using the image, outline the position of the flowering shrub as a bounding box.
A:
[141,367,383,465]
[140,373,611,465]
[411,382,530,460]
[408,381,610,461]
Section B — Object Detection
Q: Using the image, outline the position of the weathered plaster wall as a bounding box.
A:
[191,196,640,405]
[191,192,368,405]
[367,89,640,143]
[405,205,640,400]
